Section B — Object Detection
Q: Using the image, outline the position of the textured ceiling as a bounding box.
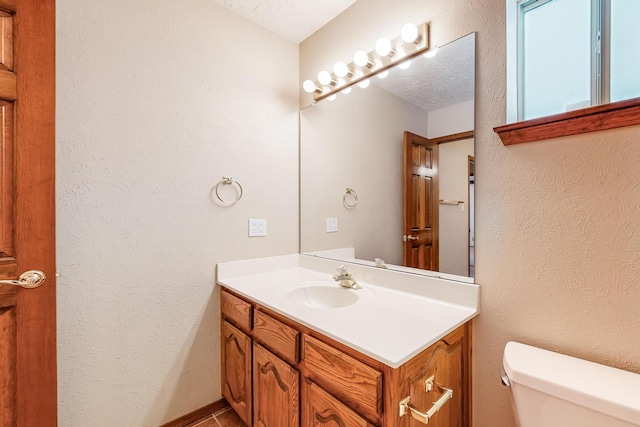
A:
[211,0,356,43]
[373,33,475,112]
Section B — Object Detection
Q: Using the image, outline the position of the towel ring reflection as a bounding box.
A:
[343,187,358,209]
[212,176,243,207]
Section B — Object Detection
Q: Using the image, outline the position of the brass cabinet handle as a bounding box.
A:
[403,234,419,241]
[0,270,46,289]
[399,376,453,424]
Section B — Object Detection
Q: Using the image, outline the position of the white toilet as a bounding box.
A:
[502,341,640,427]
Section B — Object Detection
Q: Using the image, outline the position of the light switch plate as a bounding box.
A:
[249,219,267,237]
[326,217,338,233]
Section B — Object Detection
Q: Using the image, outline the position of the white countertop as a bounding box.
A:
[217,254,479,368]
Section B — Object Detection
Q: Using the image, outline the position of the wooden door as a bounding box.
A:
[403,131,439,271]
[253,343,299,427]
[221,321,252,426]
[0,0,56,426]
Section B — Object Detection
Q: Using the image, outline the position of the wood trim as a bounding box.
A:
[0,0,16,13]
[432,130,474,145]
[158,399,229,427]
[0,258,16,279]
[0,101,15,259]
[15,0,57,424]
[0,70,16,100]
[494,96,640,145]
[0,286,16,307]
[463,320,472,427]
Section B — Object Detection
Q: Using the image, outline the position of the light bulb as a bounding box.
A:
[375,37,394,57]
[341,86,352,94]
[357,79,370,89]
[377,70,389,79]
[333,61,352,78]
[398,60,411,70]
[423,46,439,59]
[327,94,337,101]
[401,23,420,43]
[317,70,333,86]
[353,50,372,68]
[303,80,319,93]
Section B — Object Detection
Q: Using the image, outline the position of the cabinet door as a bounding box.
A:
[303,380,374,427]
[406,340,462,427]
[221,321,252,425]
[254,343,300,427]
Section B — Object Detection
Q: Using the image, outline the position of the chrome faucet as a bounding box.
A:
[333,265,361,290]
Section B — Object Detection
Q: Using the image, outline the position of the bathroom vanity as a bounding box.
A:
[217,255,478,427]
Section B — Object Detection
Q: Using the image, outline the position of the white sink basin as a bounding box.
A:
[286,284,360,308]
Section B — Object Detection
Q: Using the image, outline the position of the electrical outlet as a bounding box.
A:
[249,219,267,237]
[326,217,338,233]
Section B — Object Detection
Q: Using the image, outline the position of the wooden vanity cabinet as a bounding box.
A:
[220,288,471,427]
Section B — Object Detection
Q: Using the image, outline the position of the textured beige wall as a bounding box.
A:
[301,1,640,426]
[56,0,298,425]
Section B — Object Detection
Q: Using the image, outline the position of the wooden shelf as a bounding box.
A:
[494,97,640,145]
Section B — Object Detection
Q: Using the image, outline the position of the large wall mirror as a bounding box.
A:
[300,32,476,281]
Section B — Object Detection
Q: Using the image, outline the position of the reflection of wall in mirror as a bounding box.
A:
[301,83,474,273]
[427,100,474,138]
[300,82,426,266]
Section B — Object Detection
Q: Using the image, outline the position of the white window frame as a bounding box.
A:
[506,0,613,122]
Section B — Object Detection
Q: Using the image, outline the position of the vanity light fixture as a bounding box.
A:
[353,50,374,68]
[317,70,336,86]
[333,61,353,78]
[401,23,421,44]
[375,37,395,57]
[357,78,370,89]
[303,22,429,102]
[424,46,439,58]
[303,79,322,94]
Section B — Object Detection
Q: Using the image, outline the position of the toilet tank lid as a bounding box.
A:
[503,341,640,426]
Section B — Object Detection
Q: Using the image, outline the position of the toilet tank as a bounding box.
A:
[503,341,640,427]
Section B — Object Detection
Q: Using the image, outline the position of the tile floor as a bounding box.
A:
[187,406,246,427]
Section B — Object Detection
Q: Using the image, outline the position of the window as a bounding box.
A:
[516,0,640,121]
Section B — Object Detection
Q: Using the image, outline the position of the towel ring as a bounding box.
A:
[343,187,358,209]
[212,176,243,207]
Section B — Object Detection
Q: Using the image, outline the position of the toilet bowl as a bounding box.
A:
[502,341,640,427]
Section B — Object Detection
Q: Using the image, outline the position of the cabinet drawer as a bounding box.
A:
[304,380,374,427]
[221,289,252,333]
[254,309,300,365]
[303,336,382,421]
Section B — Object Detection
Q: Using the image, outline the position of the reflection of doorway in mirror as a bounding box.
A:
[437,135,474,277]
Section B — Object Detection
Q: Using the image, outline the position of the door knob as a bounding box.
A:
[403,234,419,242]
[0,270,46,289]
